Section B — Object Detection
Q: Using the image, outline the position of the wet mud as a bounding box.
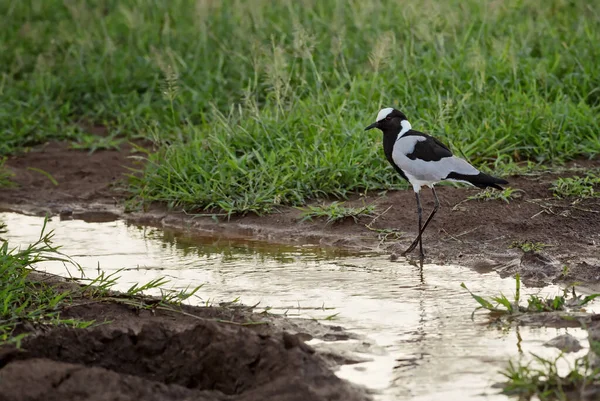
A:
[0,273,369,401]
[1,141,599,286]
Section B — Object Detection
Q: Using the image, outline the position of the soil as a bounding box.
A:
[1,141,599,287]
[0,273,368,401]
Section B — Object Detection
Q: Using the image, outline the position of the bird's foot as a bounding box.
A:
[406,255,425,269]
[401,247,426,260]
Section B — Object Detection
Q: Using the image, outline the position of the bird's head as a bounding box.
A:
[364,108,410,135]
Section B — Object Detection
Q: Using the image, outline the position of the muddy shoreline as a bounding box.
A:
[0,272,369,401]
[1,141,599,287]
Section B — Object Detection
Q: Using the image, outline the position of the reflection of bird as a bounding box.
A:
[365,107,508,259]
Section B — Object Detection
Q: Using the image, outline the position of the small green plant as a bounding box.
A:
[159,284,204,305]
[0,157,15,188]
[80,268,122,298]
[298,201,376,224]
[500,352,600,400]
[27,167,58,186]
[526,294,565,312]
[467,187,523,203]
[510,240,549,252]
[551,172,600,199]
[461,274,600,318]
[80,267,204,308]
[160,65,180,126]
[461,273,522,318]
[312,312,340,322]
[70,134,124,154]
[366,226,404,245]
[126,277,171,296]
[363,205,404,244]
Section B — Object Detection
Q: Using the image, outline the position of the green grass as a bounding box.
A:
[0,218,204,345]
[501,353,600,400]
[0,157,16,188]
[0,218,90,345]
[461,274,600,318]
[510,240,549,252]
[27,167,58,186]
[551,171,600,198]
[69,133,124,154]
[297,201,376,224]
[2,1,600,213]
[79,267,203,308]
[467,187,523,203]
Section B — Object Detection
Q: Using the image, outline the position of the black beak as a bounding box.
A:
[364,122,378,131]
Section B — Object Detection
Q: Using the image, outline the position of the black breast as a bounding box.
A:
[382,132,409,182]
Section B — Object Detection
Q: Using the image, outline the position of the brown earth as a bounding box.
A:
[0,273,368,401]
[1,141,599,287]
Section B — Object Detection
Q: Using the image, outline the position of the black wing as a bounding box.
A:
[403,131,453,162]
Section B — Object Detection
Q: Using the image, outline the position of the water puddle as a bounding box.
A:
[1,212,595,400]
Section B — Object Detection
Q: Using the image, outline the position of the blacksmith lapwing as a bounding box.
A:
[365,107,508,259]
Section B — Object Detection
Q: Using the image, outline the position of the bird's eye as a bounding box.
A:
[385,116,392,121]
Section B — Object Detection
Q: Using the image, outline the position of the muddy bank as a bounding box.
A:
[0,272,369,401]
[1,142,599,286]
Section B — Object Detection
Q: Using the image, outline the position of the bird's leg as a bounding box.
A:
[402,192,423,257]
[417,193,424,258]
[404,187,440,257]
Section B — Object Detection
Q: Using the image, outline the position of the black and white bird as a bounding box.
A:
[365,107,508,259]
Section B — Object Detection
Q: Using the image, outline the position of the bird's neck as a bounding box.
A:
[399,120,412,136]
[382,120,412,162]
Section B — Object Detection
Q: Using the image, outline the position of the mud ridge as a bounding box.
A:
[1,322,368,401]
[0,273,370,401]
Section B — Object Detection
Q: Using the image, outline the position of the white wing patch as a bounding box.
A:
[393,135,427,156]
[392,136,480,187]
[376,107,394,122]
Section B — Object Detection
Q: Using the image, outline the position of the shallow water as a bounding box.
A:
[1,212,595,400]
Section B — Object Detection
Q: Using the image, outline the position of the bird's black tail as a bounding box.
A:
[445,172,508,190]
